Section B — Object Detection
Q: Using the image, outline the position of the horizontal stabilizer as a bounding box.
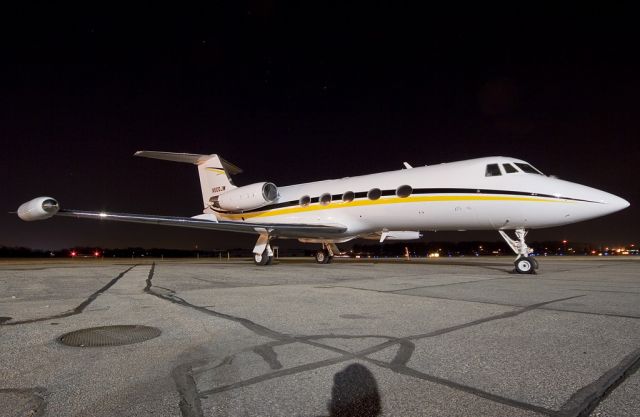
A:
[134,151,243,174]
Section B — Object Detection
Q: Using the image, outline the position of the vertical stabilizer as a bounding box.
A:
[196,155,240,211]
[134,151,243,212]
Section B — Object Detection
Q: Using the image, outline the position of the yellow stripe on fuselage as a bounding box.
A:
[217,195,570,220]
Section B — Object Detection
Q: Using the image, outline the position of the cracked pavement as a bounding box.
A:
[1,257,639,416]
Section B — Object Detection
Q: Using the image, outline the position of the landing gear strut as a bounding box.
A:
[315,242,335,264]
[253,233,274,266]
[499,229,538,274]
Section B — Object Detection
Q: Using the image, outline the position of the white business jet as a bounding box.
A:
[17,151,629,273]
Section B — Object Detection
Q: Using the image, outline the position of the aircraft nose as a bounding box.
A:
[608,194,630,212]
[593,190,630,214]
[552,179,629,222]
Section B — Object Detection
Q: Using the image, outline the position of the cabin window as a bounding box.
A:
[485,164,502,177]
[515,163,543,175]
[342,191,355,203]
[319,193,332,206]
[367,188,382,200]
[299,195,311,207]
[503,163,518,173]
[396,184,413,198]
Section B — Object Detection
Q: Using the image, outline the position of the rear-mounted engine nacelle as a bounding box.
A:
[17,197,60,221]
[215,182,278,211]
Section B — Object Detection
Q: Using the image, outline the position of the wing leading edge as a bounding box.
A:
[55,209,347,239]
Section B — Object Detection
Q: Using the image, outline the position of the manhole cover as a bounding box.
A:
[59,325,161,347]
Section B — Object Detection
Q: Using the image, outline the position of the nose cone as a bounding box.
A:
[557,179,630,220]
[540,177,629,225]
[607,194,630,213]
[588,188,630,216]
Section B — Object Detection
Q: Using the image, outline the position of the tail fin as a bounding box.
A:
[135,151,242,212]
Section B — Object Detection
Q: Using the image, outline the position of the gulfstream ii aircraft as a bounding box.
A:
[17,151,629,273]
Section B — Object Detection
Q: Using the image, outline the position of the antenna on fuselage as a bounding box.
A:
[403,162,413,169]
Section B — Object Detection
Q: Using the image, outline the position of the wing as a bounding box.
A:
[55,209,347,239]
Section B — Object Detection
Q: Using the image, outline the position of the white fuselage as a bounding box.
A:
[16,153,630,265]
[212,157,629,240]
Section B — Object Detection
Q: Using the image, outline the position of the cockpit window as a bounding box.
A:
[515,163,543,175]
[503,163,518,173]
[485,164,502,177]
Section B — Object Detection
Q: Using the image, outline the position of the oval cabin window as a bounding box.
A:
[342,191,355,203]
[396,185,412,198]
[319,193,332,206]
[367,188,381,200]
[299,195,311,207]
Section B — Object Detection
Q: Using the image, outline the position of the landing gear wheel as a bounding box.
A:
[514,257,535,274]
[254,249,270,266]
[500,229,539,273]
[266,255,274,265]
[315,249,331,264]
[326,255,334,264]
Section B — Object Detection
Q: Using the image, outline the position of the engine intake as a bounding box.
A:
[215,182,278,211]
[17,197,60,221]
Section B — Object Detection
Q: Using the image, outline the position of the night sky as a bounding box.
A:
[1,4,638,250]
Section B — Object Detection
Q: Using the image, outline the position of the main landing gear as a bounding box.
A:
[253,249,273,266]
[315,242,337,264]
[251,235,339,266]
[499,229,539,274]
[253,233,274,266]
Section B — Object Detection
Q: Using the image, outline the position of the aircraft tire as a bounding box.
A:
[254,250,270,266]
[315,250,330,264]
[529,257,539,269]
[325,255,334,264]
[514,257,535,274]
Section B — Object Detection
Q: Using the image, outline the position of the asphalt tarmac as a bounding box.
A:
[1,256,639,417]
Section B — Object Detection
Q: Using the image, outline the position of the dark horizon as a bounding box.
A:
[2,5,638,250]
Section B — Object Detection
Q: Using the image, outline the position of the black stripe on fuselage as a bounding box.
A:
[415,188,600,204]
[211,188,602,214]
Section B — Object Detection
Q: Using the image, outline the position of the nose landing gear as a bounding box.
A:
[515,257,534,273]
[499,229,539,274]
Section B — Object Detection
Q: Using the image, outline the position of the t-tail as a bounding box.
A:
[135,151,242,213]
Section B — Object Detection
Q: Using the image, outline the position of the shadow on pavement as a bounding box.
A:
[327,363,381,417]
